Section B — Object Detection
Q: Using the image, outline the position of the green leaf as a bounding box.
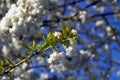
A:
[25,57,32,63]
[63,16,69,20]
[22,41,36,51]
[65,24,71,33]
[22,43,30,50]
[62,27,66,37]
[68,38,75,44]
[42,42,50,50]
[62,24,71,38]
[37,44,42,52]
[41,54,49,58]
[7,58,13,64]
[50,33,56,43]
[6,58,14,68]
[19,53,28,60]
[19,53,32,62]
[28,51,33,56]
[19,53,25,59]
[0,60,4,74]
[46,32,52,41]
[62,44,67,48]
[40,32,46,40]
[62,40,70,48]
[42,32,56,50]
[29,40,35,51]
[46,32,56,42]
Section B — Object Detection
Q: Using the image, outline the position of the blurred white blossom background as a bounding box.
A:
[0,0,120,80]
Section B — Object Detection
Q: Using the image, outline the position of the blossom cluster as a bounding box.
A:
[0,0,42,56]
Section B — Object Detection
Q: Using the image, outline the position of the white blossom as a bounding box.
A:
[53,32,62,39]
[95,20,104,27]
[106,26,112,32]
[71,29,77,35]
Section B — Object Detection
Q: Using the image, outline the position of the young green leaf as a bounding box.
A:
[22,43,30,50]
[42,42,50,50]
[40,32,46,40]
[37,44,42,52]
[25,57,32,63]
[65,24,71,33]
[19,54,23,59]
[0,60,4,74]
[6,58,14,68]
[46,32,54,41]
[29,40,35,51]
[68,37,75,44]
[47,32,56,44]
[62,24,71,38]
